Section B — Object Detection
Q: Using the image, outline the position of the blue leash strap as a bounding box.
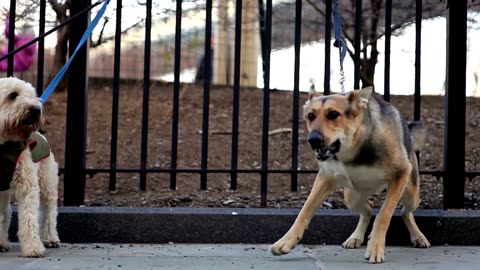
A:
[332,0,347,92]
[40,0,110,104]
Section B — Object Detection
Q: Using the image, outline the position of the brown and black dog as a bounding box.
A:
[270,86,430,263]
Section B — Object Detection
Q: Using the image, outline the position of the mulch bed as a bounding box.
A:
[41,81,480,209]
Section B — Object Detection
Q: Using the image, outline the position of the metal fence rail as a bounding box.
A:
[4,0,479,208]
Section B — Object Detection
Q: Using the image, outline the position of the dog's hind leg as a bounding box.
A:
[0,191,11,252]
[342,188,372,249]
[13,153,45,257]
[401,192,430,248]
[38,154,60,248]
[400,156,430,248]
[270,174,334,255]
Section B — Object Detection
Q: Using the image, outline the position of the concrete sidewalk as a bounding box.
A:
[1,243,480,270]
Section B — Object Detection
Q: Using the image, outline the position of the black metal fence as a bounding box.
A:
[3,0,478,209]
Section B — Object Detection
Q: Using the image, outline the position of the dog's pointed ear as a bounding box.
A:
[308,84,316,100]
[348,86,373,110]
[357,86,373,109]
[308,84,322,101]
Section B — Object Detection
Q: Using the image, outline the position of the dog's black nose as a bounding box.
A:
[29,106,41,118]
[307,131,324,149]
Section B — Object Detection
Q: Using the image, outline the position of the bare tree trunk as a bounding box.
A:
[214,0,229,85]
[360,40,379,87]
[239,0,259,87]
[48,0,70,91]
[358,0,382,88]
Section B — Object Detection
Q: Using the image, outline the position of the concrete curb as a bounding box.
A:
[9,207,480,245]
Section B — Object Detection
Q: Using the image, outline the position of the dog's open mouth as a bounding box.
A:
[314,140,341,161]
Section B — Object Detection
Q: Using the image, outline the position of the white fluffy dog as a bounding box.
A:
[0,77,60,257]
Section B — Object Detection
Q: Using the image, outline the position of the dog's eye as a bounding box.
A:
[307,112,316,121]
[327,111,340,120]
[7,92,18,100]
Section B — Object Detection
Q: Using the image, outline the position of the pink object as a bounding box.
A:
[0,16,36,72]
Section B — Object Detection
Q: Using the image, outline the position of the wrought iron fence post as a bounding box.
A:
[64,0,91,206]
[36,0,46,95]
[444,0,467,209]
[324,0,332,95]
[258,0,267,86]
[7,0,16,77]
[353,0,362,89]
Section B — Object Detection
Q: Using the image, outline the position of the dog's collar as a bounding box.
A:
[0,132,51,191]
[0,132,50,161]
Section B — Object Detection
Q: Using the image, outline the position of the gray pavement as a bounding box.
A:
[1,243,480,270]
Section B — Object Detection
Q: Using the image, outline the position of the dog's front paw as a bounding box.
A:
[0,242,11,252]
[44,240,60,248]
[21,245,46,258]
[364,237,385,264]
[270,233,301,255]
[412,235,431,248]
[342,237,364,249]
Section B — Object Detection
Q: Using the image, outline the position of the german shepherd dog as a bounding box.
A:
[270,86,430,263]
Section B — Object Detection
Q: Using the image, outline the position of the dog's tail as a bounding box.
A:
[408,121,427,151]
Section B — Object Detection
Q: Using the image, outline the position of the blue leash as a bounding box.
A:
[40,0,110,104]
[332,0,347,93]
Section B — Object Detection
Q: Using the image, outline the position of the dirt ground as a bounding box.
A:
[41,81,480,209]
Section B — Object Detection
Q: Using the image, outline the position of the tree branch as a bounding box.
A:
[89,20,143,48]
[90,17,109,48]
[48,0,69,16]
[305,0,326,17]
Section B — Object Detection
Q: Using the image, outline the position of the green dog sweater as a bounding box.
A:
[0,132,51,191]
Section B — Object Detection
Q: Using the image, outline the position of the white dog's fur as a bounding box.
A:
[0,77,60,257]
